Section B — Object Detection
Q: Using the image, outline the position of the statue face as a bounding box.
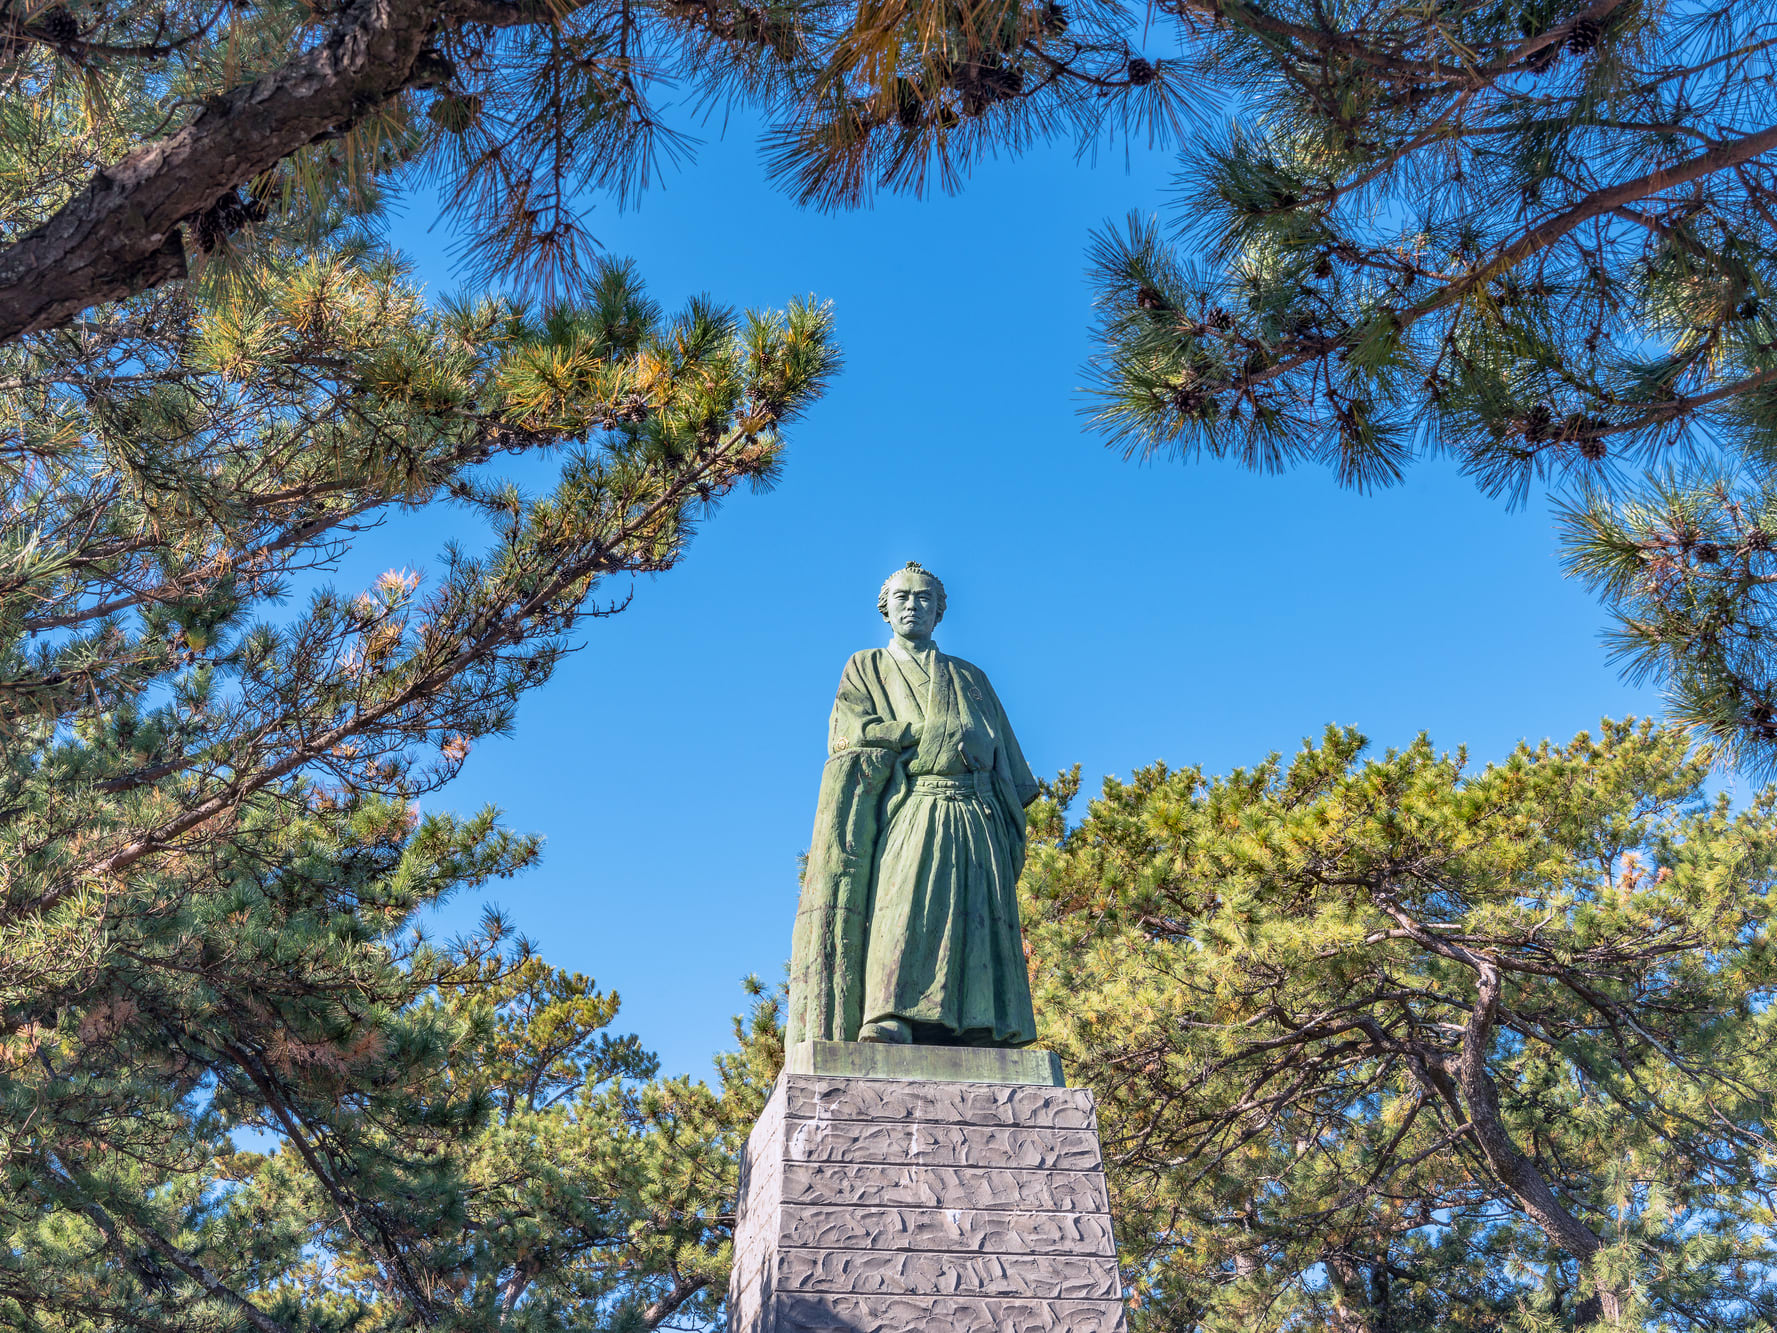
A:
[884,574,940,640]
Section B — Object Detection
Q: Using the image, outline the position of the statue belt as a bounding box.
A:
[911,772,995,799]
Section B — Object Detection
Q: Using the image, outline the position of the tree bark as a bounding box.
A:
[1325,1253,1378,1333]
[1456,961,1625,1326]
[0,0,443,343]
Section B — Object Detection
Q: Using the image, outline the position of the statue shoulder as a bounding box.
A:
[836,647,890,688]
[943,654,1001,695]
[941,652,990,681]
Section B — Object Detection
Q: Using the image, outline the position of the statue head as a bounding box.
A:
[878,562,945,641]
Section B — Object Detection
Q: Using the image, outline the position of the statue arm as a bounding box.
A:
[828,653,917,752]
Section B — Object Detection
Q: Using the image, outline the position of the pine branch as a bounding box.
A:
[37,1157,304,1333]
[0,0,634,342]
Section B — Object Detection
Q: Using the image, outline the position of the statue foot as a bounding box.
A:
[858,1018,912,1044]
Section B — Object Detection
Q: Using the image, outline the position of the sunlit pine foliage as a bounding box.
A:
[0,184,834,1329]
[1021,719,1777,1332]
[0,0,1210,333]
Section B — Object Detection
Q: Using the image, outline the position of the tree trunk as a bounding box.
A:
[1325,1253,1378,1333]
[0,0,442,343]
[1456,961,1625,1326]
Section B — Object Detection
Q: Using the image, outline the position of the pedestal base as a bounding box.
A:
[729,1060,1127,1333]
[782,1039,1066,1086]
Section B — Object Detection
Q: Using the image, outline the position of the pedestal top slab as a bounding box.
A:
[783,1040,1065,1085]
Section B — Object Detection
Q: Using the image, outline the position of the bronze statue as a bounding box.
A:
[786,563,1040,1048]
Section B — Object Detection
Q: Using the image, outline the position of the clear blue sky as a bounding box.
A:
[360,107,1660,1080]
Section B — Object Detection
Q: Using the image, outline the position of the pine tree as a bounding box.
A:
[6,929,787,1330]
[0,0,1185,339]
[0,95,833,1328]
[1021,720,1777,1331]
[0,3,837,1323]
[1075,0,1777,770]
[226,971,786,1331]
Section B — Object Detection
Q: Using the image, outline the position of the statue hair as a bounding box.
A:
[877,561,947,624]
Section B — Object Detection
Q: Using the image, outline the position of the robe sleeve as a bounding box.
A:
[791,652,904,1045]
[828,652,913,752]
[988,680,1040,808]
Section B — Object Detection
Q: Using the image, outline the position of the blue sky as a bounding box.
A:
[363,107,1659,1080]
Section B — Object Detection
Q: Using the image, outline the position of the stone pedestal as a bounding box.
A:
[728,1044,1127,1333]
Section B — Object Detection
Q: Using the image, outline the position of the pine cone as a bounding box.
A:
[37,4,78,41]
[1522,403,1552,443]
[409,48,456,88]
[1205,307,1234,331]
[615,393,651,423]
[1126,55,1156,85]
[188,191,251,253]
[1577,436,1607,462]
[1136,285,1171,313]
[1040,2,1068,35]
[1171,383,1211,418]
[1738,296,1761,320]
[1752,702,1777,741]
[953,58,1022,111]
[1566,15,1602,53]
[1694,541,1722,563]
[1744,529,1774,554]
[190,212,221,253]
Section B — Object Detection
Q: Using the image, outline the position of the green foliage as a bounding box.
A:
[1079,0,1777,767]
[1023,720,1777,1331]
[235,970,787,1331]
[0,52,834,1321]
[0,3,837,1325]
[0,0,1186,313]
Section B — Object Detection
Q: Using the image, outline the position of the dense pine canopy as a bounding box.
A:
[0,17,836,1317]
[1023,720,1777,1332]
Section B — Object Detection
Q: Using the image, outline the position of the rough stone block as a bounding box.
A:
[775,1247,1123,1300]
[729,1072,1126,1333]
[778,1204,1117,1257]
[781,1162,1110,1213]
[771,1293,1128,1333]
[785,1118,1105,1170]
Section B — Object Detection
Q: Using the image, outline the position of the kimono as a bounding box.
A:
[786,640,1040,1047]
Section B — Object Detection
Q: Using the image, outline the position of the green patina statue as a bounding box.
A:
[786,563,1041,1049]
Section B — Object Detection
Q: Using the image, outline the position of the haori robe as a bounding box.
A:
[786,641,1041,1047]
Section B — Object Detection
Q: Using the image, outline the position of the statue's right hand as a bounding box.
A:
[863,720,919,750]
